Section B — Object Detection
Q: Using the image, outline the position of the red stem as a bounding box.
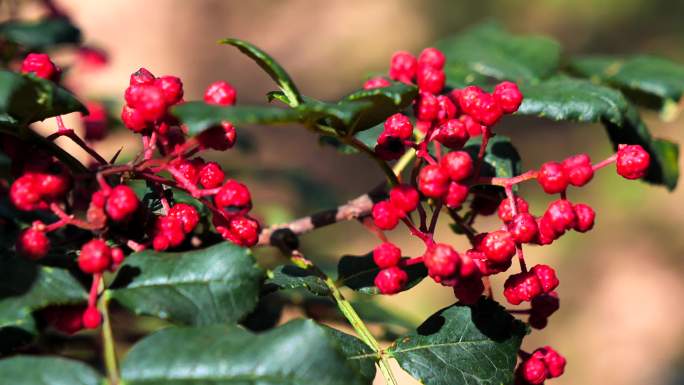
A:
[49,117,109,165]
[88,273,102,307]
[401,217,433,246]
[49,203,102,231]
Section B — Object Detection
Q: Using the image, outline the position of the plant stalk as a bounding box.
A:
[99,291,120,385]
[323,276,398,385]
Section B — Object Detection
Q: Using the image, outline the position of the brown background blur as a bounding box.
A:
[35,1,684,384]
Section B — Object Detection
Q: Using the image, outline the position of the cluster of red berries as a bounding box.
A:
[20,52,61,81]
[517,346,566,385]
[366,47,523,163]
[6,52,261,332]
[121,68,183,134]
[9,159,70,212]
[363,46,654,384]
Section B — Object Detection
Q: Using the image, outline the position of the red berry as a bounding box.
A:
[503,271,542,305]
[16,227,50,260]
[434,119,469,149]
[480,230,516,264]
[111,247,125,266]
[544,199,576,233]
[418,164,450,198]
[531,264,559,293]
[78,239,112,274]
[444,182,469,209]
[562,153,594,187]
[471,92,502,126]
[389,184,419,214]
[457,86,485,114]
[21,53,59,80]
[42,305,85,335]
[363,76,391,89]
[417,66,445,94]
[152,234,169,251]
[91,190,106,208]
[423,243,461,280]
[520,356,547,384]
[373,242,402,268]
[105,185,139,222]
[153,75,183,105]
[214,180,252,212]
[537,161,568,194]
[154,215,185,249]
[372,201,400,230]
[616,144,650,179]
[452,277,485,305]
[168,203,200,233]
[374,266,408,294]
[132,84,167,122]
[384,113,413,140]
[497,196,529,223]
[414,91,439,121]
[541,346,566,378]
[77,46,108,69]
[435,95,457,125]
[171,158,201,186]
[121,105,148,132]
[10,174,46,211]
[204,81,237,106]
[418,47,446,70]
[389,51,417,83]
[130,67,155,85]
[493,81,523,114]
[438,150,474,182]
[199,161,225,189]
[197,122,237,151]
[82,101,108,141]
[459,114,485,137]
[124,84,145,107]
[82,307,102,329]
[535,215,559,245]
[458,251,480,278]
[374,132,405,160]
[508,213,538,243]
[573,203,595,232]
[226,215,260,247]
[38,172,71,199]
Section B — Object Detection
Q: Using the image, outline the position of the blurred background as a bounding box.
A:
[19,0,684,384]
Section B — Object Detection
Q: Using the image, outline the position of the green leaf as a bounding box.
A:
[437,23,561,83]
[266,264,330,296]
[0,18,81,50]
[0,71,86,126]
[121,320,374,385]
[342,82,418,132]
[337,253,427,295]
[108,242,263,325]
[388,299,527,385]
[171,102,301,135]
[570,55,684,107]
[297,96,372,129]
[518,76,679,189]
[324,326,377,383]
[220,38,302,106]
[0,255,87,338]
[464,135,521,181]
[0,356,101,385]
